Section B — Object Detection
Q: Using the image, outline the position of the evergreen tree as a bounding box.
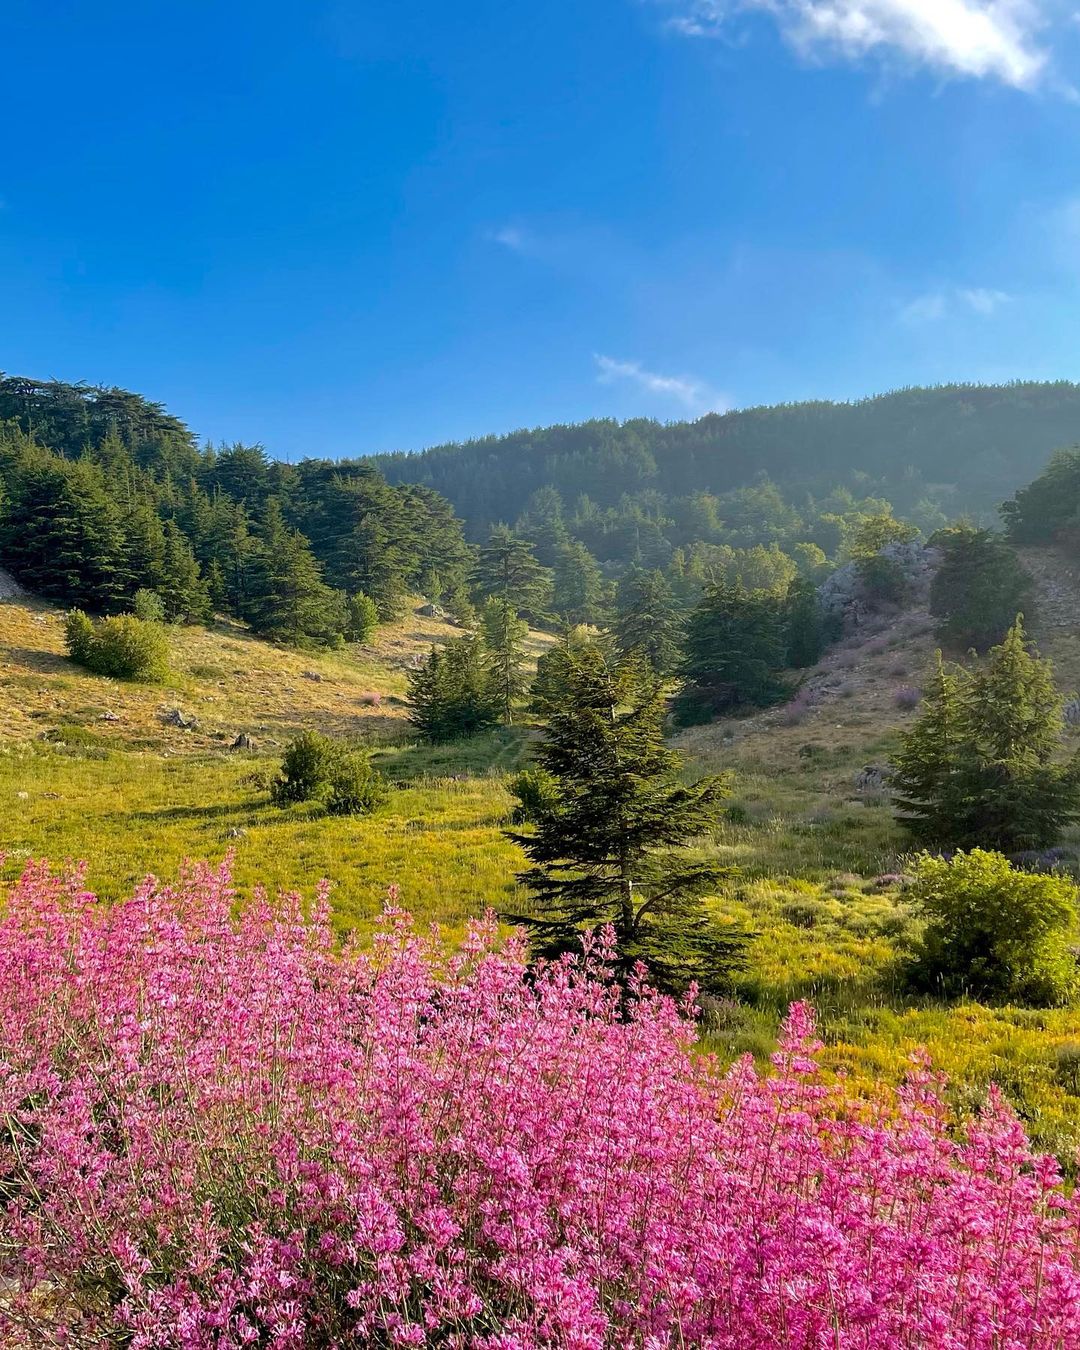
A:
[552,539,604,625]
[783,575,828,668]
[891,619,1080,851]
[480,596,529,724]
[929,523,1035,651]
[0,458,129,612]
[345,592,380,644]
[158,521,209,623]
[614,568,682,676]
[473,526,552,619]
[675,583,788,724]
[406,637,501,742]
[505,646,745,995]
[245,500,346,646]
[961,618,1080,850]
[891,654,969,847]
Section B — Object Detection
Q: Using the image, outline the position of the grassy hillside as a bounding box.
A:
[7,554,1080,1159]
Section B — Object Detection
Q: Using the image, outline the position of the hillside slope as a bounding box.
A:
[372,382,1080,532]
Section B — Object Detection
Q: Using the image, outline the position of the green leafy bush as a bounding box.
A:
[509,767,560,824]
[64,610,170,682]
[133,588,167,623]
[909,849,1079,1006]
[271,730,388,817]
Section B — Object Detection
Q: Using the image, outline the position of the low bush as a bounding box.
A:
[2,860,1080,1347]
[63,610,170,682]
[508,766,560,824]
[132,588,166,623]
[271,729,388,816]
[909,849,1080,1006]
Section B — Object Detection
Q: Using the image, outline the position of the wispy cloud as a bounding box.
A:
[957,286,1011,314]
[488,225,529,253]
[653,0,1052,90]
[594,354,730,413]
[900,285,1012,322]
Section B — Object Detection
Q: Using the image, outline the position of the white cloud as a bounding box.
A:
[900,285,1012,321]
[958,286,1011,314]
[489,225,528,252]
[655,0,1051,89]
[594,354,730,412]
[900,291,949,323]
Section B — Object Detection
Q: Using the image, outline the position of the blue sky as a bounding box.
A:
[4,0,1080,459]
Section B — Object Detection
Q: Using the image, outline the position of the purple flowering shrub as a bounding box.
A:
[2,858,1080,1347]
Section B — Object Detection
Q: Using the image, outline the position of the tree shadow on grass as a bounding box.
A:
[2,645,76,675]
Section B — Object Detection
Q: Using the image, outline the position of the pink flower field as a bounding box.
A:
[2,858,1080,1348]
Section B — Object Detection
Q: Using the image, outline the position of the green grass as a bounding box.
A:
[8,578,1080,1164]
[1,739,525,938]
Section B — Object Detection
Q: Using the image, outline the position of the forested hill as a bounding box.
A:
[370,382,1080,535]
[0,374,472,645]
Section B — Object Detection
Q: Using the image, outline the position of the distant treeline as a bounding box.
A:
[370,382,1080,551]
[4,373,1080,651]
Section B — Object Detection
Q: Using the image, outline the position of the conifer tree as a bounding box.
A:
[245,500,345,646]
[552,539,605,625]
[961,618,1080,850]
[505,646,745,995]
[345,592,379,644]
[891,654,969,847]
[675,582,788,724]
[158,521,209,623]
[614,568,682,676]
[929,523,1035,652]
[473,526,552,618]
[783,575,828,668]
[891,619,1080,851]
[406,637,501,742]
[480,596,529,724]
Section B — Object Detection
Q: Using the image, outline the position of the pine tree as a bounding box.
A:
[614,568,682,676]
[245,500,346,646]
[480,596,529,724]
[473,526,552,618]
[675,582,788,724]
[505,646,746,995]
[552,539,604,625]
[929,523,1035,652]
[891,654,969,846]
[961,618,1080,850]
[345,592,380,644]
[891,619,1080,851]
[783,575,828,668]
[158,521,209,623]
[406,637,501,742]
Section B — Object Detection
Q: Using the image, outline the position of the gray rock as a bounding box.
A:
[419,602,447,618]
[854,765,888,793]
[231,732,256,750]
[162,708,195,728]
[302,670,323,682]
[99,711,120,722]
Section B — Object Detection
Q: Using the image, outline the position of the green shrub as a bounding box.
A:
[64,610,170,682]
[133,588,167,624]
[345,592,379,645]
[509,767,560,824]
[271,730,388,817]
[909,849,1079,1006]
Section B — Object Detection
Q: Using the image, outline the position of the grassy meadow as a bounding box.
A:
[6,569,1080,1162]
